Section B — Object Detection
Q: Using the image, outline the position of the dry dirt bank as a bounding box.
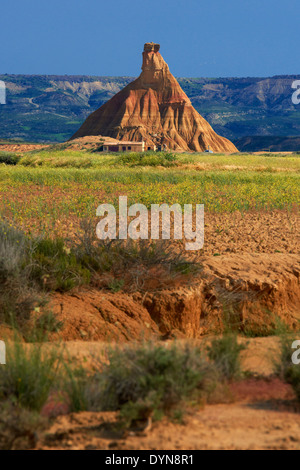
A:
[45,253,300,342]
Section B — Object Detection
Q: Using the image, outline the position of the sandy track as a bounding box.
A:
[38,379,299,450]
[36,338,300,450]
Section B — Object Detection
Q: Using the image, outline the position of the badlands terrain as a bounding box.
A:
[1,74,300,148]
[71,43,237,152]
[0,141,299,449]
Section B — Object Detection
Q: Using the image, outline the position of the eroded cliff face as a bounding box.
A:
[71,43,237,152]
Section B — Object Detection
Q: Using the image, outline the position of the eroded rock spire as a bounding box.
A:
[71,44,237,152]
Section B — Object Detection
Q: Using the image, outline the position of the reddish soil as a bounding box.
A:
[0,143,48,153]
[202,209,299,255]
[3,334,299,450]
[32,337,300,450]
[44,253,300,342]
[37,376,300,450]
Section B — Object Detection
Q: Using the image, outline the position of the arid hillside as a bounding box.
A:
[1,73,299,146]
[71,43,237,153]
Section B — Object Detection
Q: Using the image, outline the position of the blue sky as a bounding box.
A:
[0,0,298,77]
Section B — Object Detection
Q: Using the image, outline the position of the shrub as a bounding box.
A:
[74,219,201,291]
[63,366,89,412]
[0,400,47,450]
[36,311,64,334]
[0,219,200,333]
[282,364,300,401]
[108,279,125,293]
[30,237,91,292]
[207,333,246,381]
[0,221,37,325]
[63,366,103,413]
[0,152,21,165]
[274,328,300,400]
[99,343,218,427]
[0,341,62,411]
[273,322,296,377]
[117,152,177,167]
[0,221,27,280]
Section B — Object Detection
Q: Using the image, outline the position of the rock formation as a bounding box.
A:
[71,43,237,152]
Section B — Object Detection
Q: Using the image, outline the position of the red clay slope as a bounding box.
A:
[71,43,237,152]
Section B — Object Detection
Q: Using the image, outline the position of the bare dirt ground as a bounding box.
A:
[38,399,300,450]
[202,209,299,255]
[0,143,48,153]
[36,338,300,450]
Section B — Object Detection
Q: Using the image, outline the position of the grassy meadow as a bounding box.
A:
[0,150,299,238]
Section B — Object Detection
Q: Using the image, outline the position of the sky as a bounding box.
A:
[0,0,299,77]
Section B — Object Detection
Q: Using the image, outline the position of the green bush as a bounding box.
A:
[99,343,218,427]
[118,151,177,167]
[207,334,246,381]
[31,238,91,292]
[0,219,200,333]
[0,341,62,411]
[108,279,125,293]
[0,152,21,165]
[0,221,37,324]
[74,220,201,291]
[274,330,300,401]
[0,221,27,280]
[36,311,64,334]
[63,366,103,413]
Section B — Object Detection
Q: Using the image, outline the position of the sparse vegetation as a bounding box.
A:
[63,365,103,413]
[0,152,21,165]
[0,221,38,327]
[0,339,246,444]
[273,326,300,402]
[207,333,246,381]
[0,400,47,450]
[0,341,61,411]
[36,311,64,334]
[99,343,219,427]
[0,218,201,334]
[117,151,177,167]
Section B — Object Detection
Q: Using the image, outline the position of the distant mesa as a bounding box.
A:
[71,43,237,152]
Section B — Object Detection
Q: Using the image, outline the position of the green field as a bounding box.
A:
[0,150,299,237]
